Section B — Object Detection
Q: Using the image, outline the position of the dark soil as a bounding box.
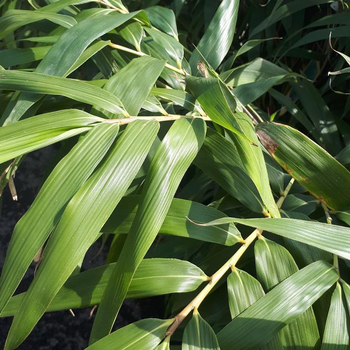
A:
[0,147,164,349]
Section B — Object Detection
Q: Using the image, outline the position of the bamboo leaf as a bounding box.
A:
[103,195,242,246]
[182,310,220,350]
[256,122,350,210]
[90,118,206,343]
[189,0,239,72]
[321,282,349,349]
[1,10,145,125]
[218,261,338,350]
[194,128,265,214]
[151,88,197,111]
[202,217,350,260]
[86,318,174,350]
[5,120,159,350]
[0,109,102,164]
[1,259,208,316]
[98,56,165,117]
[0,46,51,68]
[145,6,178,39]
[0,70,127,115]
[0,9,76,40]
[227,269,265,319]
[255,237,320,348]
[0,123,119,313]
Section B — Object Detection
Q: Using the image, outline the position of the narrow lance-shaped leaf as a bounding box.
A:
[0,70,127,116]
[228,113,280,218]
[196,217,350,260]
[256,122,350,210]
[0,109,102,164]
[96,56,165,117]
[145,6,178,39]
[218,261,338,350]
[189,0,239,72]
[255,237,320,348]
[0,9,76,40]
[1,11,146,125]
[103,195,242,246]
[0,123,119,313]
[1,259,208,316]
[90,118,206,343]
[182,310,220,350]
[321,282,349,349]
[5,120,159,350]
[227,269,283,349]
[194,128,265,214]
[86,318,174,350]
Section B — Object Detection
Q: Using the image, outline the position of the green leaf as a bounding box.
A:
[0,9,76,40]
[0,70,127,115]
[321,282,349,349]
[206,217,350,260]
[290,81,341,154]
[1,259,208,316]
[0,123,119,313]
[0,46,51,68]
[194,128,265,213]
[256,122,350,210]
[1,10,144,125]
[228,114,280,218]
[227,269,265,319]
[103,195,242,246]
[5,120,159,350]
[86,318,174,350]
[118,22,143,51]
[218,261,338,350]
[145,6,178,39]
[186,76,245,138]
[90,118,206,343]
[0,109,102,164]
[98,56,165,116]
[182,310,220,350]
[255,237,320,348]
[151,88,197,111]
[227,269,283,349]
[189,0,239,72]
[250,0,332,37]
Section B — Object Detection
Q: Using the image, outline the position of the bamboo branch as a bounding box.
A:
[165,177,295,337]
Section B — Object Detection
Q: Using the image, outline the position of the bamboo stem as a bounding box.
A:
[109,43,186,75]
[165,177,295,337]
[103,114,211,125]
[321,202,339,276]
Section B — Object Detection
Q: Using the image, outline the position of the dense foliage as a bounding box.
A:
[0,0,350,349]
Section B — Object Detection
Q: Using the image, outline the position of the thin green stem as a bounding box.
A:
[321,202,340,276]
[109,43,186,75]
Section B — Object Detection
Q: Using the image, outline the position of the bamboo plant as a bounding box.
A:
[0,0,350,349]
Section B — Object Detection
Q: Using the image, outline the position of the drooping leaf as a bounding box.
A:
[0,109,102,164]
[86,318,174,350]
[1,10,145,125]
[218,261,338,350]
[103,195,242,246]
[189,0,239,72]
[202,217,350,260]
[90,118,206,343]
[182,310,220,350]
[0,123,119,313]
[194,128,265,213]
[1,259,208,316]
[255,237,320,349]
[321,282,349,349]
[0,70,127,115]
[256,122,350,210]
[5,120,159,350]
